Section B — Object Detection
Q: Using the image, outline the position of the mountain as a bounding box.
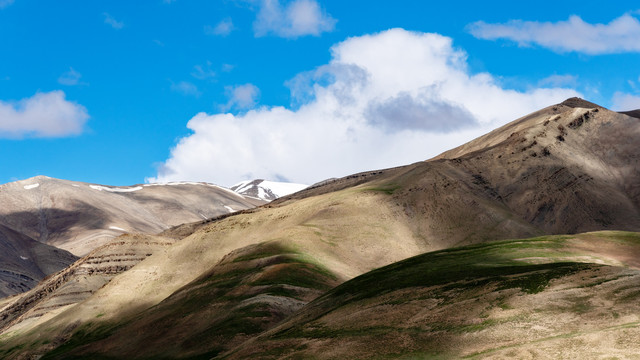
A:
[0,177,265,297]
[231,179,308,201]
[1,98,640,358]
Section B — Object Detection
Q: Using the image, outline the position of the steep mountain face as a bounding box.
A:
[1,98,639,358]
[231,179,308,201]
[0,233,176,334]
[0,177,265,297]
[0,225,76,298]
[432,97,640,234]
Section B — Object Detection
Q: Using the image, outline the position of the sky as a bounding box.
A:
[1,0,640,187]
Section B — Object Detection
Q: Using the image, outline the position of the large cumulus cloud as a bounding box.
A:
[149,29,579,186]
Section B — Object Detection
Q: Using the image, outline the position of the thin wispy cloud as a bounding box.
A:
[222,83,260,110]
[191,61,216,80]
[150,29,579,186]
[538,74,578,88]
[205,18,235,36]
[58,67,84,86]
[253,0,336,38]
[0,91,89,138]
[469,13,640,54]
[103,12,124,30]
[170,81,201,97]
[612,92,640,111]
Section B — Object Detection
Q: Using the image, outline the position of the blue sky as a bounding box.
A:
[1,0,639,186]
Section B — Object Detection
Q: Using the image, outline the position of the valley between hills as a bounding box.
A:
[1,97,640,359]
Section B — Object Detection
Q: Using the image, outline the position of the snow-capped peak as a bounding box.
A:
[230,179,308,201]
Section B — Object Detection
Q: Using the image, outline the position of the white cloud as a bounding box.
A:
[191,61,216,80]
[0,91,89,138]
[149,29,579,186]
[612,92,640,110]
[0,0,14,9]
[103,13,124,30]
[469,13,640,54]
[170,81,201,97]
[222,64,235,72]
[538,74,578,87]
[205,18,235,36]
[253,0,336,38]
[58,67,83,86]
[223,83,260,110]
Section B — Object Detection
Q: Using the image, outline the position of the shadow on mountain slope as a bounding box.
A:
[35,241,341,359]
[226,231,640,359]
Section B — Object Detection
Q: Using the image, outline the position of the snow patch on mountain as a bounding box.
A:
[143,181,245,198]
[231,179,308,201]
[90,185,142,193]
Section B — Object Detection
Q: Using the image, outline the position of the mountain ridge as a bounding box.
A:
[231,179,308,201]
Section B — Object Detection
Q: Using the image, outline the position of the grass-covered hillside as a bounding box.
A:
[3,241,340,359]
[226,231,640,359]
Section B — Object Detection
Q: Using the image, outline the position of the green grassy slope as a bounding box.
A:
[226,231,640,359]
[32,241,340,359]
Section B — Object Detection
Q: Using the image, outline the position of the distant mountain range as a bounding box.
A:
[0,177,265,298]
[2,98,640,359]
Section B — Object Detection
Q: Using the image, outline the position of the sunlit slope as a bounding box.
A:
[0,234,176,335]
[227,231,640,359]
[38,241,340,359]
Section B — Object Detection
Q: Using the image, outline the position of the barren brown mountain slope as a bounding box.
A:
[0,177,264,297]
[0,225,76,298]
[0,233,176,335]
[0,98,639,358]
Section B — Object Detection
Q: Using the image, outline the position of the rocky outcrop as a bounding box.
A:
[0,234,176,332]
